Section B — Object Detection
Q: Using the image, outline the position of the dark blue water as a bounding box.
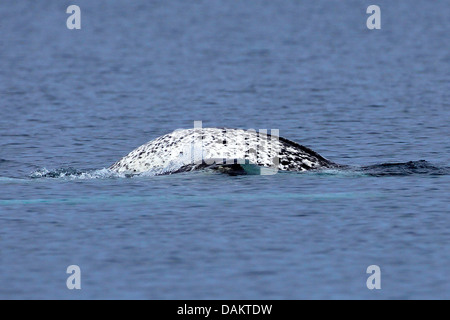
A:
[0,0,449,299]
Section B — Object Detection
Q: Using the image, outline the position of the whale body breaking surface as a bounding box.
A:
[109,128,339,175]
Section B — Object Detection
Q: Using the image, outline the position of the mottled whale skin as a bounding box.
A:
[109,128,338,175]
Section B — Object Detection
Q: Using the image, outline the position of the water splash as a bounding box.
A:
[29,167,130,179]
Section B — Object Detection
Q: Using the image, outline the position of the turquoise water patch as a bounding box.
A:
[0,191,381,206]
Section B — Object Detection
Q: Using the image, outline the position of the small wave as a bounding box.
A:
[288,160,449,177]
[0,177,27,183]
[28,160,448,180]
[360,160,449,176]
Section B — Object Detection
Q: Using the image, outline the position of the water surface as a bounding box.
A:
[0,0,449,299]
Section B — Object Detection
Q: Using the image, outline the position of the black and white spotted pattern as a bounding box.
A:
[109,128,337,174]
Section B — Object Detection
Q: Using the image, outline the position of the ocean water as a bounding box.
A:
[0,0,449,299]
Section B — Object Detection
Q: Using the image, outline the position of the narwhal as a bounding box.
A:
[109,127,340,175]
